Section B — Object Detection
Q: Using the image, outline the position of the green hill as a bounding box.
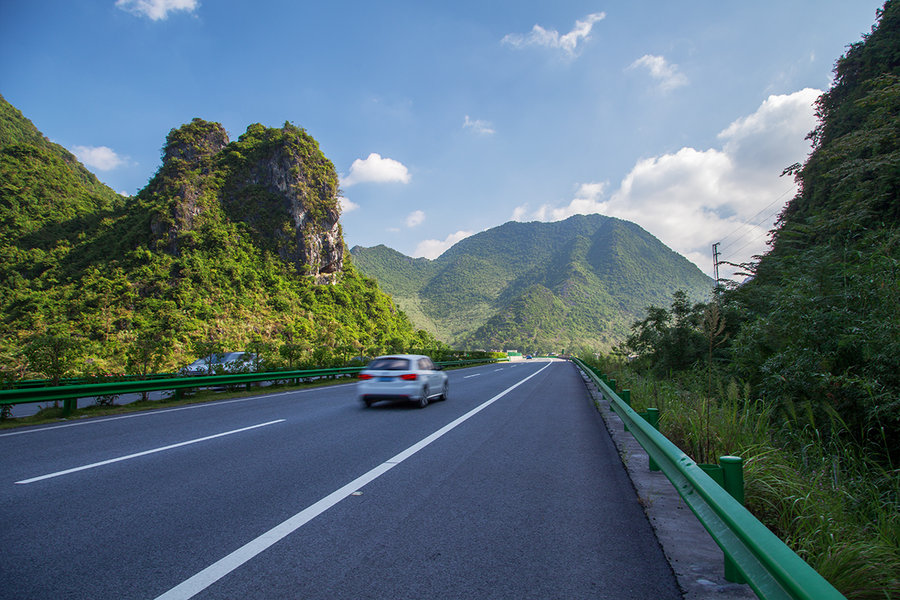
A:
[0,96,438,377]
[352,214,712,353]
[726,0,900,447]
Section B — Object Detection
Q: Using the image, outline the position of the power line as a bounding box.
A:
[717,185,795,252]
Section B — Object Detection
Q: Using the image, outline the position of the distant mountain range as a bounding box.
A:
[351,214,712,353]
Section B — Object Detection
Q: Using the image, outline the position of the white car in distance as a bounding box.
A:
[357,354,449,408]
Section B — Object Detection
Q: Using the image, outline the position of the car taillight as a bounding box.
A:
[400,373,418,381]
[358,373,373,380]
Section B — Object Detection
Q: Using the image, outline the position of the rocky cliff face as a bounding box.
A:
[222,123,344,282]
[143,119,343,282]
[146,119,228,254]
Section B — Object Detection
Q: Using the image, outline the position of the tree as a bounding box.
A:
[23,328,83,387]
[126,330,168,401]
[191,338,223,375]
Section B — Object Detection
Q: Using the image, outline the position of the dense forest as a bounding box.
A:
[0,100,443,382]
[599,8,899,595]
[352,214,712,354]
[621,0,899,464]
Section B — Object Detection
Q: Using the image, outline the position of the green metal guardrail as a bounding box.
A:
[0,358,502,413]
[3,372,180,390]
[572,358,845,600]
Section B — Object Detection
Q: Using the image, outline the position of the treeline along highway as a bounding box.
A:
[0,359,681,599]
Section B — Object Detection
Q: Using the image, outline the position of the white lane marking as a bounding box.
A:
[493,368,503,372]
[0,385,348,438]
[15,420,285,484]
[463,374,481,379]
[154,362,553,600]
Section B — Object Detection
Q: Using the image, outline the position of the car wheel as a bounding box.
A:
[418,387,429,408]
[439,381,449,401]
[363,397,373,408]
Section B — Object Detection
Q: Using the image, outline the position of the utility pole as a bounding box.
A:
[712,242,721,293]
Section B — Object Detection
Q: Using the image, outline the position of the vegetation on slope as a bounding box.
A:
[0,100,441,382]
[622,0,899,465]
[352,215,712,353]
[611,4,899,595]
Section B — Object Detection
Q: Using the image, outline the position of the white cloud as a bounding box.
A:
[628,54,688,91]
[502,12,605,56]
[514,88,821,279]
[71,145,126,171]
[406,210,425,228]
[522,182,608,222]
[341,153,411,187]
[115,0,198,20]
[339,196,359,214]
[413,230,474,260]
[463,115,495,136]
[512,204,530,221]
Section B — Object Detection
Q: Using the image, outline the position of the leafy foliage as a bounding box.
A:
[621,1,900,465]
[352,215,712,352]
[0,97,442,377]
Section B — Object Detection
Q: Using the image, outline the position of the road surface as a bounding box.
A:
[0,359,681,599]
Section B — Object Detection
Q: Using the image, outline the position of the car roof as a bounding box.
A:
[189,352,251,365]
[372,354,429,361]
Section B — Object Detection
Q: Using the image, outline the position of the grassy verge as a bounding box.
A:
[582,355,900,600]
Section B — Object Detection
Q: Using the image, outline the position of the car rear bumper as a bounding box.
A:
[358,380,425,402]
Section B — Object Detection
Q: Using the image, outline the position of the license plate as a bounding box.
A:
[379,376,393,382]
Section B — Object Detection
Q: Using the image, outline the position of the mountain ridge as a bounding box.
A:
[351,214,712,353]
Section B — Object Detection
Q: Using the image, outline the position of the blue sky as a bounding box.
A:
[0,1,886,280]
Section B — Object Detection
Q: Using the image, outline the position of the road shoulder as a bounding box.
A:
[579,370,757,600]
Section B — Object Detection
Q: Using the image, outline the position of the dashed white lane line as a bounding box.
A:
[463,373,481,379]
[154,362,552,600]
[15,420,285,484]
[0,386,338,438]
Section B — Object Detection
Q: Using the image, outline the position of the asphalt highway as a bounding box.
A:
[0,359,681,599]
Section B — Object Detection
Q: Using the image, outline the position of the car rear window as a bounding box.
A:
[367,357,411,371]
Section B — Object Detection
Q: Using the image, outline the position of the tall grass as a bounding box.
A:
[584,355,900,599]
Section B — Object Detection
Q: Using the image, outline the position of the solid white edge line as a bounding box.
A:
[153,362,553,600]
[15,420,285,484]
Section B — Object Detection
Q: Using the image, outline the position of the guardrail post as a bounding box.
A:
[62,397,76,416]
[645,408,660,472]
[720,455,747,584]
[620,388,630,424]
[609,378,617,393]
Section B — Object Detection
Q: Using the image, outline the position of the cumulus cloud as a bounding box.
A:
[71,145,126,171]
[463,115,495,136]
[341,153,411,187]
[628,54,688,91]
[406,210,425,228]
[413,230,474,260]
[514,88,821,278]
[502,12,605,56]
[514,182,608,222]
[115,0,198,20]
[339,196,359,214]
